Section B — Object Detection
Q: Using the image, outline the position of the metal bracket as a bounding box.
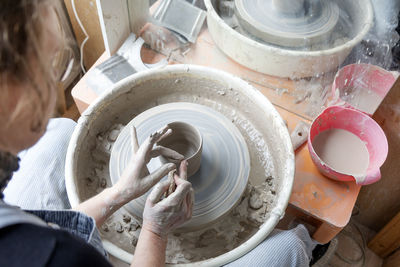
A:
[87,34,167,95]
[152,0,206,43]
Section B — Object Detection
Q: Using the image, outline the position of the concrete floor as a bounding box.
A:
[317,219,382,267]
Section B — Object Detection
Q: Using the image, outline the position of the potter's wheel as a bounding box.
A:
[235,0,339,47]
[110,102,250,231]
[205,0,373,77]
[66,65,295,265]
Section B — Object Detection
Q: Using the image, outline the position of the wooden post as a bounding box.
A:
[63,0,105,69]
[368,211,400,258]
[56,82,67,116]
[383,248,400,267]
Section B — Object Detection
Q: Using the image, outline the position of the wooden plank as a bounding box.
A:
[62,102,80,122]
[383,248,400,267]
[64,0,105,69]
[96,0,131,55]
[368,211,400,258]
[56,83,67,116]
[355,76,400,232]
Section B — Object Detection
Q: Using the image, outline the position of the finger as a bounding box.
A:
[150,125,171,144]
[182,186,194,218]
[148,180,170,204]
[130,125,139,153]
[174,173,189,186]
[165,169,176,198]
[187,188,194,219]
[150,146,184,161]
[156,125,174,143]
[179,160,188,181]
[142,163,176,190]
[166,180,191,206]
[137,126,171,157]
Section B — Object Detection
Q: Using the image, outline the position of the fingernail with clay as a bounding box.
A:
[166,162,176,170]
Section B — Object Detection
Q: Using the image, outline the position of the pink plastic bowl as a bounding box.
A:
[331,63,397,115]
[308,106,388,185]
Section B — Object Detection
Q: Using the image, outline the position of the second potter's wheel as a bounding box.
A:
[110,102,250,231]
[234,0,339,47]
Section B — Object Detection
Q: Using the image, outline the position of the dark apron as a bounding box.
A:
[0,200,107,257]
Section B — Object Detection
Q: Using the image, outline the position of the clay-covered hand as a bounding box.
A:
[142,162,194,238]
[113,125,184,201]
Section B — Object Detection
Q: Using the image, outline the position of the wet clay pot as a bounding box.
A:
[158,121,203,177]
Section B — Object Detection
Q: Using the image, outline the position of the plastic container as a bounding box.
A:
[308,106,388,185]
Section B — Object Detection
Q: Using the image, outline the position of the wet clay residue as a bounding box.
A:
[312,128,370,177]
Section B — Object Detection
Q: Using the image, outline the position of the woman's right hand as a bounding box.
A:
[142,161,194,238]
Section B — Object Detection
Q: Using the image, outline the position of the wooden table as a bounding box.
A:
[71,26,361,244]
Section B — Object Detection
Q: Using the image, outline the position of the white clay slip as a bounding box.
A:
[312,128,369,183]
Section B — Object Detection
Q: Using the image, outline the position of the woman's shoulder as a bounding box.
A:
[0,223,112,267]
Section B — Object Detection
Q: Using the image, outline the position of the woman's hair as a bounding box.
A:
[0,0,67,131]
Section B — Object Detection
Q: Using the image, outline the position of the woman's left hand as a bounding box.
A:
[142,161,194,238]
[113,125,184,202]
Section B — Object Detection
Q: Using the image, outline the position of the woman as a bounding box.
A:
[0,1,318,266]
[0,1,193,266]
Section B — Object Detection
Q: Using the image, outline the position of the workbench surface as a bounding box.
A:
[71,25,361,244]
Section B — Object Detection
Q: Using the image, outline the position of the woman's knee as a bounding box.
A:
[4,118,77,209]
[225,225,316,267]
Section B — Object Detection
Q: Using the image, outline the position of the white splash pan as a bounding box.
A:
[65,65,295,266]
[204,0,373,78]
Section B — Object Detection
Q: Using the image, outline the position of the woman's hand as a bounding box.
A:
[142,161,194,238]
[113,125,184,202]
